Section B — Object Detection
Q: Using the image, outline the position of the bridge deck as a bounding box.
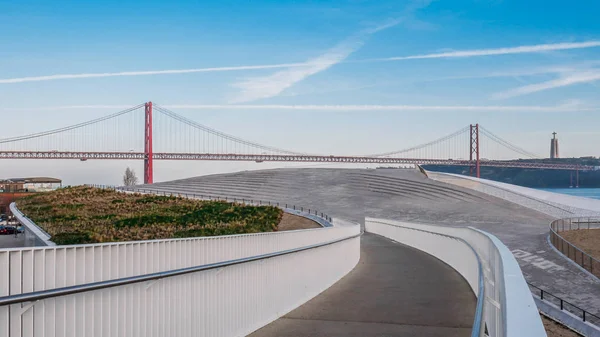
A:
[251,233,476,337]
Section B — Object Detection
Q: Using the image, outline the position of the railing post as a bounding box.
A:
[583,311,586,322]
[560,299,563,310]
[540,290,544,300]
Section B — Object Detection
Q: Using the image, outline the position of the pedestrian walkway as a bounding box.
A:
[251,233,476,337]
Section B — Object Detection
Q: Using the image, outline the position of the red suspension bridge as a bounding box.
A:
[0,102,593,184]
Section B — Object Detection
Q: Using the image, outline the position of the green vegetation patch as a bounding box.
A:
[17,186,283,244]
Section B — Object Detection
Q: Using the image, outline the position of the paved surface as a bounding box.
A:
[138,167,600,312]
[0,233,25,248]
[251,233,476,337]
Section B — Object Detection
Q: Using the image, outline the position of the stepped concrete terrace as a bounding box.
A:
[135,167,600,333]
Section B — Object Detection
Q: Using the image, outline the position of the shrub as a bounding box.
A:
[17,186,283,244]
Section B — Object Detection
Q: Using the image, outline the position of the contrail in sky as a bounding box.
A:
[493,70,600,99]
[3,104,596,112]
[1,41,599,84]
[368,41,600,61]
[0,63,311,84]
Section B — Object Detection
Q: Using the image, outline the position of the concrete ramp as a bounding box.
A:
[251,233,476,337]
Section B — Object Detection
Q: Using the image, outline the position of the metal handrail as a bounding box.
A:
[528,282,600,326]
[549,217,600,277]
[0,231,361,306]
[367,220,485,337]
[88,184,333,223]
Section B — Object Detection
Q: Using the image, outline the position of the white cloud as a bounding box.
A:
[228,23,396,103]
[228,0,437,103]
[229,36,365,103]
[0,63,313,84]
[372,41,600,61]
[2,40,600,86]
[7,103,594,112]
[493,70,600,99]
[162,104,598,112]
[417,66,574,82]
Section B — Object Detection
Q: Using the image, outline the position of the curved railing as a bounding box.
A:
[93,184,334,225]
[366,218,547,337]
[549,217,600,278]
[11,184,337,247]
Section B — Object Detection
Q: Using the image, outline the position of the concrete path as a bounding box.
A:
[135,167,600,322]
[251,233,476,337]
[0,233,25,248]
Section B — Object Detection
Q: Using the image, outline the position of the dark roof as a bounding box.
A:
[3,177,62,183]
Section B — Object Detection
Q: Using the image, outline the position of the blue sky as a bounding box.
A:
[1,0,600,184]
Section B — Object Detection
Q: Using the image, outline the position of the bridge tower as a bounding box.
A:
[144,102,153,184]
[469,124,480,178]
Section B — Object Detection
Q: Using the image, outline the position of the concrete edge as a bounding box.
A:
[416,164,429,177]
[10,202,55,246]
[534,297,600,337]
[426,171,574,217]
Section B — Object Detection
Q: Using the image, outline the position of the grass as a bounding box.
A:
[17,186,283,245]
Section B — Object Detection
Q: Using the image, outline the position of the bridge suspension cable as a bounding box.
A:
[479,126,541,159]
[0,104,144,144]
[153,104,305,155]
[366,126,471,158]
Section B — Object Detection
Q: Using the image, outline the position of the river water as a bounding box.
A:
[538,188,600,200]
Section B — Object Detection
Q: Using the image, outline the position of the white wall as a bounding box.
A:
[428,172,600,218]
[0,223,360,337]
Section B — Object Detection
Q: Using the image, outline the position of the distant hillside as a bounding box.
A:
[423,157,600,188]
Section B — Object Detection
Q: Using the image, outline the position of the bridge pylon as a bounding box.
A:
[469,124,480,178]
[144,102,153,184]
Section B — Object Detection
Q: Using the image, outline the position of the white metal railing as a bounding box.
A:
[365,218,546,337]
[0,219,360,337]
